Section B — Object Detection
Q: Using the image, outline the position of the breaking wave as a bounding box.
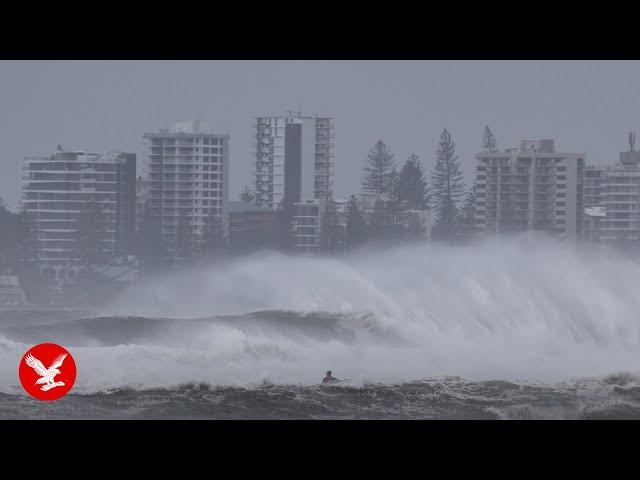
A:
[2,233,640,403]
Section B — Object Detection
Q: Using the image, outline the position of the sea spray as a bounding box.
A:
[1,233,640,392]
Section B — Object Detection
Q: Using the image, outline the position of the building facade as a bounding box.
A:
[142,121,229,251]
[226,200,279,251]
[253,112,334,209]
[21,147,136,267]
[583,140,640,243]
[292,199,324,253]
[474,139,585,242]
[290,195,432,254]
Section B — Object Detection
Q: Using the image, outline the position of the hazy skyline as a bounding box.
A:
[1,60,639,210]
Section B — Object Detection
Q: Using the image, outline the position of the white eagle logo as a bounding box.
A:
[25,352,68,391]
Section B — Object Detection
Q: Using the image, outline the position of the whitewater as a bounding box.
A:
[2,233,640,419]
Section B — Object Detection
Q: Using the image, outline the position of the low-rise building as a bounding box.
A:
[293,195,432,254]
[292,199,324,253]
[227,201,279,251]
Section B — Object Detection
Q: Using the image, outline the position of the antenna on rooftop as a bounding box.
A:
[629,131,636,152]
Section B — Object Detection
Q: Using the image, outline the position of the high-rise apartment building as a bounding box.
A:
[474,139,584,242]
[21,146,136,267]
[583,134,640,243]
[142,121,229,250]
[253,112,333,209]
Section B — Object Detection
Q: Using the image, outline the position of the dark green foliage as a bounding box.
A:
[362,140,396,196]
[406,214,427,242]
[0,199,27,271]
[201,210,226,258]
[135,202,167,272]
[276,200,296,252]
[367,198,401,244]
[431,129,465,243]
[175,212,197,261]
[240,186,255,203]
[345,195,367,249]
[482,126,498,152]
[368,198,387,241]
[74,201,111,266]
[320,199,344,253]
[397,154,429,210]
[459,189,478,242]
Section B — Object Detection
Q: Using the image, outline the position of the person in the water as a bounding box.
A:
[322,371,340,383]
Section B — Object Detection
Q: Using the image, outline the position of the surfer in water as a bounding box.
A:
[322,370,340,384]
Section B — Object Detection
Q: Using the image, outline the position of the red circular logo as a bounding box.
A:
[19,343,76,401]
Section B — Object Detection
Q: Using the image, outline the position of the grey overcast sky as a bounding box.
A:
[1,60,639,211]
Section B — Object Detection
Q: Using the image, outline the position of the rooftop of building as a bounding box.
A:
[254,111,333,120]
[586,136,640,169]
[477,139,585,157]
[25,147,132,163]
[143,121,229,138]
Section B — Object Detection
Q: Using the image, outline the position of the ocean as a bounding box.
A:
[2,235,640,419]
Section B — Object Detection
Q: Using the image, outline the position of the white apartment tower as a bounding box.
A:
[474,139,585,242]
[21,147,136,267]
[253,112,334,209]
[583,133,640,243]
[143,121,229,248]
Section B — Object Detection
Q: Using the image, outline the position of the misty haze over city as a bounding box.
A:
[2,60,640,420]
[1,61,640,210]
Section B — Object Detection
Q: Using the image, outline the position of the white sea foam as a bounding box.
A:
[2,233,640,393]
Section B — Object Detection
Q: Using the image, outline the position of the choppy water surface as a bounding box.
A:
[2,236,640,419]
